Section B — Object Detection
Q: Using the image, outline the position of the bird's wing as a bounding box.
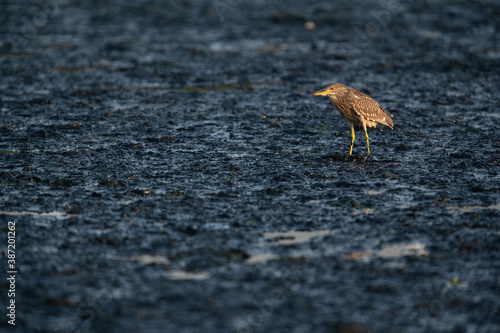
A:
[350,93,394,129]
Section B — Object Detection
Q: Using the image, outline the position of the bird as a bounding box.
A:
[311,83,393,157]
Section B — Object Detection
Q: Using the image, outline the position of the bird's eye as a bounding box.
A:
[330,87,334,90]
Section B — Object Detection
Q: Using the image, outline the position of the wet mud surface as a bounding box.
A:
[1,0,499,332]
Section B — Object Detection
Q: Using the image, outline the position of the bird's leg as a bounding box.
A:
[349,123,355,155]
[363,123,371,156]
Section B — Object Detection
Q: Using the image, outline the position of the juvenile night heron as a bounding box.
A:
[311,83,393,156]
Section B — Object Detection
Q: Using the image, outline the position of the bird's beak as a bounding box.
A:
[311,88,329,96]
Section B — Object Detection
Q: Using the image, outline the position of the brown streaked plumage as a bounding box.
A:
[311,83,393,156]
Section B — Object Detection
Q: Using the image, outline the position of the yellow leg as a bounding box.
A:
[349,124,355,155]
[363,124,371,156]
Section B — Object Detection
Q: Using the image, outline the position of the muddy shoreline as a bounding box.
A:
[1,0,499,332]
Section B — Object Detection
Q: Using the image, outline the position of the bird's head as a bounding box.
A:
[311,83,343,97]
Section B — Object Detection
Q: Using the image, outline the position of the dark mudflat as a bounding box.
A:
[1,0,499,332]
